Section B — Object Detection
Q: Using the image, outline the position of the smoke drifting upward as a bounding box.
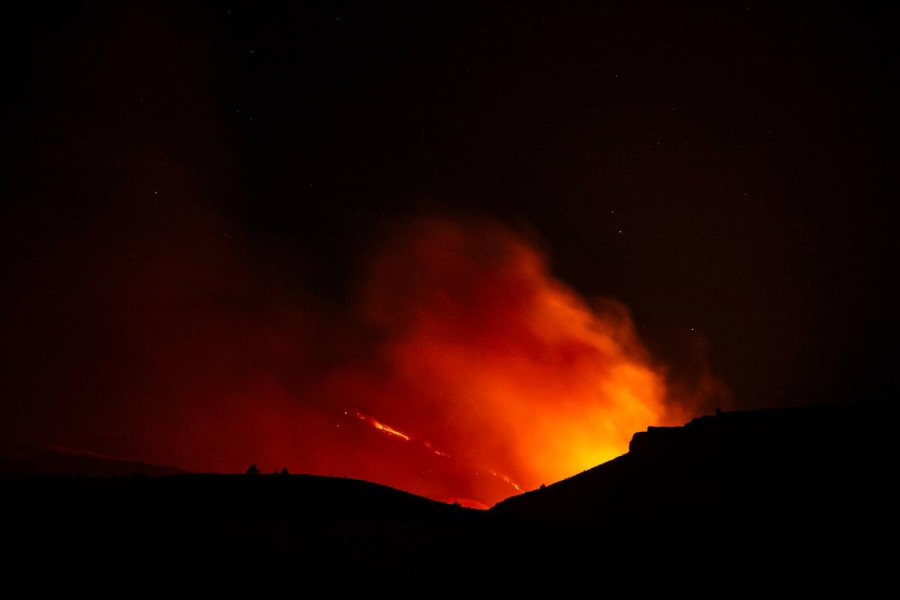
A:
[329,218,704,500]
[1,196,724,506]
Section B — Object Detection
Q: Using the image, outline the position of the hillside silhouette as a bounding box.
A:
[2,403,893,594]
[494,404,894,525]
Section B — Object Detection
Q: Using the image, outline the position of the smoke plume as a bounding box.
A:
[1,198,725,505]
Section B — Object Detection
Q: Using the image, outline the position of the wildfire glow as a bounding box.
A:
[488,470,523,493]
[353,408,523,494]
[355,411,411,441]
[16,202,719,508]
[323,217,708,504]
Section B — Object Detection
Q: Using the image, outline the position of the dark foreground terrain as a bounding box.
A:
[3,404,895,595]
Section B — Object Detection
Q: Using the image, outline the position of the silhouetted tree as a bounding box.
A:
[246,464,260,475]
[280,468,289,476]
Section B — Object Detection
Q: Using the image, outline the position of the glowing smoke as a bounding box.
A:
[0,199,725,506]
[326,217,696,500]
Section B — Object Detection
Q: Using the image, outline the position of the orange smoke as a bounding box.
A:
[326,217,698,503]
[3,192,720,507]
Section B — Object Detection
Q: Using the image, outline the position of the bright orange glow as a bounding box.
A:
[488,470,522,493]
[353,408,523,494]
[321,217,714,504]
[355,411,411,441]
[38,206,721,508]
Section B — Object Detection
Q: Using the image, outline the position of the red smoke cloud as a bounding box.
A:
[1,195,725,506]
[326,218,702,500]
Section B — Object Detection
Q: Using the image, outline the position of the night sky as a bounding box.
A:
[3,2,898,502]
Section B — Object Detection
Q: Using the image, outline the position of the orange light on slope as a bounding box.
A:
[353,409,524,494]
[355,411,411,441]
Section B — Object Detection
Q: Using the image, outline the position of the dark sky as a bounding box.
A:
[2,2,898,479]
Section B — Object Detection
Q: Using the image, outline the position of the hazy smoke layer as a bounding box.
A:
[1,200,724,505]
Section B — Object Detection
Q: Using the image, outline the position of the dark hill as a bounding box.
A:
[4,472,475,523]
[493,404,895,548]
[2,472,484,593]
[3,404,894,594]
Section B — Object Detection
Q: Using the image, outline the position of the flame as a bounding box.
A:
[354,409,522,493]
[355,411,411,441]
[423,442,451,458]
[488,470,522,493]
